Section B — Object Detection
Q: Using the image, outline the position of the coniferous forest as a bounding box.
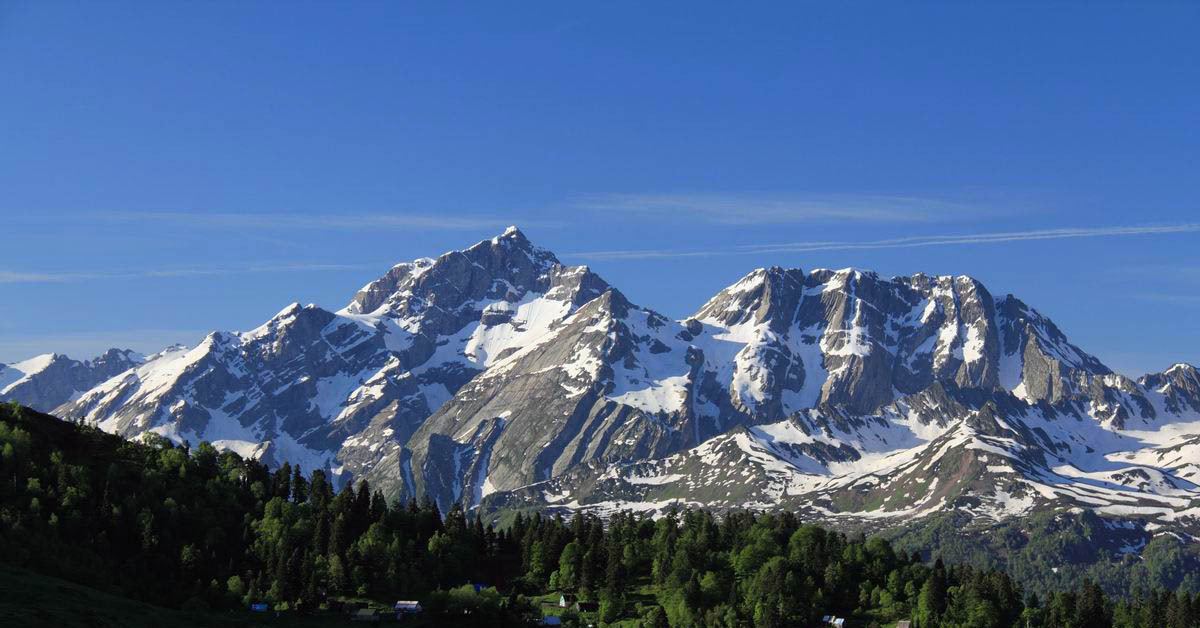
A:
[3,402,1200,628]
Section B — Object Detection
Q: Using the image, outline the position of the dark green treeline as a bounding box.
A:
[1,403,1198,628]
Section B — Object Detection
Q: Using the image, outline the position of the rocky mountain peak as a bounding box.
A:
[1139,362,1200,414]
[579,286,635,320]
[996,295,1108,368]
[0,348,145,413]
[1165,362,1199,378]
[1140,362,1198,387]
[35,230,1200,531]
[493,224,534,246]
[692,266,806,331]
[464,224,557,270]
[345,226,570,316]
[92,348,144,365]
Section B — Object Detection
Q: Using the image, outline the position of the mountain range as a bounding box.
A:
[5,227,1199,543]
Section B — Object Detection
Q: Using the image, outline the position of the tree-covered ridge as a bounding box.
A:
[0,402,524,623]
[2,402,1199,628]
[887,510,1200,598]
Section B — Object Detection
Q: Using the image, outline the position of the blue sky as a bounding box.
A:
[1,2,1197,375]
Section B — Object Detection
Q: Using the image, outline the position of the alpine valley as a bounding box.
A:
[7,228,1200,567]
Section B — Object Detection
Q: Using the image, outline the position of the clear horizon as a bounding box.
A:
[2,2,1197,376]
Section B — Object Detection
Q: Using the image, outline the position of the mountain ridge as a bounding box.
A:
[11,227,1197,541]
[1,348,144,411]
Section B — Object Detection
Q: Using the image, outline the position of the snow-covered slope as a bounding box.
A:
[482,377,1200,535]
[385,262,1198,517]
[33,227,1200,535]
[0,349,143,412]
[472,265,1199,533]
[378,288,707,506]
[57,227,608,485]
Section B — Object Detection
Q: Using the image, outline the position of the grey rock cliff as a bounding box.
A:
[24,227,1196,533]
[0,348,143,412]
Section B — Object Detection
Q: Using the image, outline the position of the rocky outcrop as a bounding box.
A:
[55,227,615,488]
[389,288,699,507]
[1141,363,1200,414]
[0,349,143,412]
[24,227,1196,522]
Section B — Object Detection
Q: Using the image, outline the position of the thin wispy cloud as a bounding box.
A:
[0,271,97,283]
[76,211,544,231]
[568,222,1200,261]
[1133,293,1200,306]
[575,193,977,225]
[0,262,370,284]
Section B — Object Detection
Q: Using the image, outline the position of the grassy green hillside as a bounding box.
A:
[0,563,261,628]
[0,562,404,628]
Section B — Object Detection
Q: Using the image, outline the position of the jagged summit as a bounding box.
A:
[1139,362,1200,415]
[1,348,145,412]
[55,228,617,488]
[495,224,530,242]
[344,226,564,316]
[13,230,1195,532]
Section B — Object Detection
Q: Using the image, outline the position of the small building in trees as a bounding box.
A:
[574,601,599,613]
[351,608,380,623]
[558,594,577,608]
[896,621,912,628]
[394,600,422,615]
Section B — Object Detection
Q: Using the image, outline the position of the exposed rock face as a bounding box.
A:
[386,288,702,505]
[687,268,1091,418]
[0,349,143,412]
[56,227,612,486]
[1140,363,1200,414]
[479,375,1200,538]
[24,227,1199,533]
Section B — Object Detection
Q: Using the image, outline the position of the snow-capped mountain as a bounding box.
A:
[1,349,144,411]
[56,227,609,483]
[25,227,1200,537]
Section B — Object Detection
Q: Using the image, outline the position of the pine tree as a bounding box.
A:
[330,514,350,557]
[605,540,626,598]
[274,463,292,501]
[309,469,333,508]
[369,490,386,522]
[352,480,372,535]
[1076,579,1110,628]
[285,549,304,602]
[312,513,330,556]
[290,465,308,504]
